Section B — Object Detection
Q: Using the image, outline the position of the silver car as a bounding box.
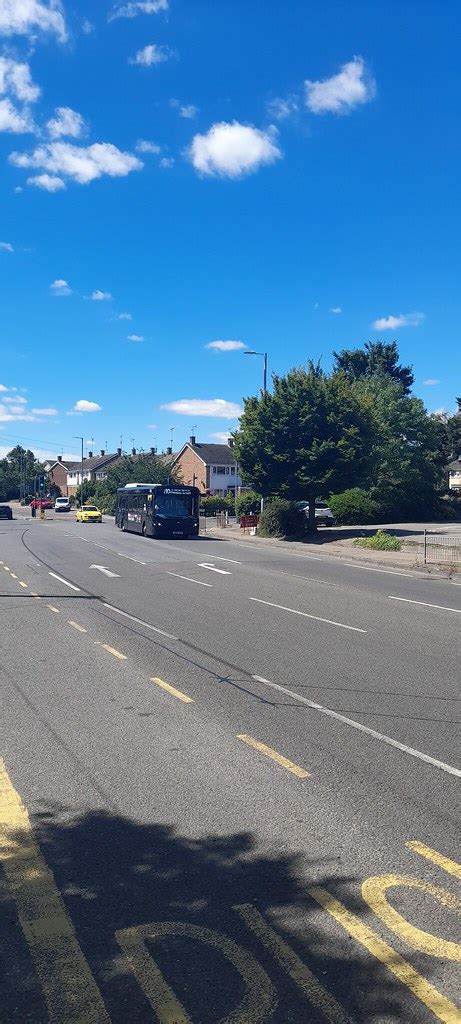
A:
[296,501,335,526]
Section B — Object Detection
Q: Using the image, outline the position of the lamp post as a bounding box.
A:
[244,349,268,393]
[74,436,84,510]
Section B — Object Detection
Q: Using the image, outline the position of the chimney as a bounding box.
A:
[57,455,62,462]
[166,446,172,455]
[228,438,234,448]
[100,449,105,457]
[150,446,156,455]
[131,447,136,456]
[88,450,93,458]
[117,447,122,456]
[190,435,196,445]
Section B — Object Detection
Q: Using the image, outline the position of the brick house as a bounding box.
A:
[45,449,123,496]
[172,436,243,495]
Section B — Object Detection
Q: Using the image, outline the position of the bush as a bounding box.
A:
[236,490,261,517]
[258,498,306,538]
[98,493,116,515]
[200,495,235,516]
[329,488,380,525]
[354,530,401,551]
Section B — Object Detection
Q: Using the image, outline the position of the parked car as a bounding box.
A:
[76,504,103,523]
[296,501,335,526]
[54,497,71,512]
[0,505,13,520]
[30,497,53,510]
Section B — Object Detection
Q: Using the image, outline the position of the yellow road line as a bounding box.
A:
[309,886,460,1024]
[237,735,310,779]
[101,643,127,660]
[68,620,87,633]
[47,604,60,614]
[10,573,18,579]
[0,759,110,1023]
[150,677,193,704]
[406,840,461,880]
[19,581,28,588]
[235,904,351,1023]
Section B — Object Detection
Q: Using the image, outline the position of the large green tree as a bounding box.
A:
[233,363,375,532]
[93,453,178,512]
[333,341,414,395]
[0,446,45,501]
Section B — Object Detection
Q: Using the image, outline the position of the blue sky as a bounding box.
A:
[1,0,459,461]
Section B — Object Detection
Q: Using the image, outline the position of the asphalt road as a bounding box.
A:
[1,509,460,1024]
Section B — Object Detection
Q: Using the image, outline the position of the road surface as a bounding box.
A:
[1,509,460,1023]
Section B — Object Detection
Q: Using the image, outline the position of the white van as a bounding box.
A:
[54,497,71,512]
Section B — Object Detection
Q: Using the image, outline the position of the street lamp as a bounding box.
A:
[244,349,268,393]
[74,436,84,510]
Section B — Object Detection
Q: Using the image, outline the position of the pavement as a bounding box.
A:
[1,507,460,1023]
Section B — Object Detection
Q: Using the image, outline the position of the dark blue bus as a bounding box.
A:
[115,483,200,538]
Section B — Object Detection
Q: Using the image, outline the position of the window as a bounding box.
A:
[215,466,226,475]
[230,467,235,475]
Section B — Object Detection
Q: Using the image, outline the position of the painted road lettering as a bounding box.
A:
[362,874,461,960]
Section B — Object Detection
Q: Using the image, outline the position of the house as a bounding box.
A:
[447,458,461,493]
[171,436,243,496]
[45,449,123,496]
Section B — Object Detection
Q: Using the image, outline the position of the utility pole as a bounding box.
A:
[74,437,84,509]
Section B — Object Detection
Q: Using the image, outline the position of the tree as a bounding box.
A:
[233,363,376,532]
[92,453,179,511]
[0,446,45,501]
[333,341,414,395]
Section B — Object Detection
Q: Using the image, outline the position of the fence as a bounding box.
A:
[423,530,461,565]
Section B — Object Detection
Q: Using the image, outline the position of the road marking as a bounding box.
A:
[389,595,461,614]
[117,920,276,1024]
[252,675,272,684]
[48,571,81,592]
[68,620,87,633]
[197,562,232,575]
[166,571,212,587]
[100,643,127,660]
[343,563,417,578]
[0,759,110,1023]
[309,886,459,1024]
[271,569,337,586]
[195,553,242,563]
[249,677,461,777]
[249,597,367,633]
[47,604,60,613]
[102,603,178,640]
[362,874,461,960]
[237,734,310,778]
[116,552,147,565]
[3,565,10,570]
[150,677,193,703]
[10,572,17,579]
[235,904,351,1023]
[406,841,461,880]
[90,564,121,578]
[31,592,41,599]
[19,581,28,588]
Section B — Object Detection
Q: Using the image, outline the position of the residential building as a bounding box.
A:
[45,449,123,496]
[447,458,461,493]
[172,437,243,495]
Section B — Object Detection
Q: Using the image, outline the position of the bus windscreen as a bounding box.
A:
[154,492,193,517]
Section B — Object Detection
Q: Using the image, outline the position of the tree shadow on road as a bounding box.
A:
[2,800,439,1023]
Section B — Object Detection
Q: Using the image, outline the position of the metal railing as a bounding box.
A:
[423,530,461,565]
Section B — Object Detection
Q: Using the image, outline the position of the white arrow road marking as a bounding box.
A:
[89,564,121,578]
[197,562,232,575]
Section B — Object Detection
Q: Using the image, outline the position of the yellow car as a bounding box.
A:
[76,504,103,523]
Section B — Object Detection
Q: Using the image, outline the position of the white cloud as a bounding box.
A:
[108,1,168,21]
[28,173,66,191]
[0,57,40,102]
[205,340,246,352]
[129,44,170,67]
[0,0,67,41]
[422,378,440,386]
[117,311,132,319]
[372,312,425,331]
[90,290,112,301]
[178,104,198,119]
[209,431,231,443]
[31,407,58,415]
[0,390,55,422]
[0,97,35,133]
[266,96,298,121]
[188,121,281,179]
[161,398,243,419]
[0,384,8,391]
[159,156,174,168]
[305,56,376,115]
[329,306,342,314]
[50,278,71,294]
[47,106,86,139]
[136,138,161,154]
[3,395,26,403]
[82,17,93,34]
[72,399,102,413]
[0,240,13,252]
[10,141,143,185]
[127,333,144,341]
